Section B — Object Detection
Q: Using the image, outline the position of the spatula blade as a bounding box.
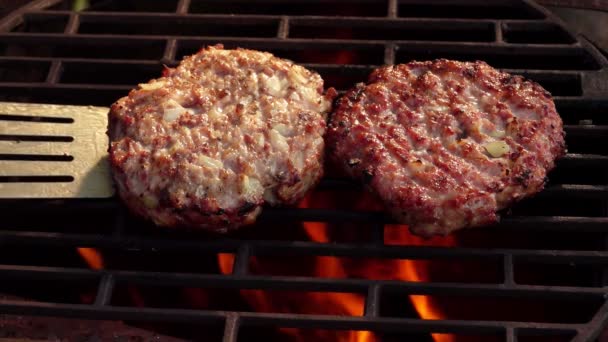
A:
[0,102,114,198]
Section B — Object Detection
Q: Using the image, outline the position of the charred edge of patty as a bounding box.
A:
[113,171,264,232]
[327,83,366,136]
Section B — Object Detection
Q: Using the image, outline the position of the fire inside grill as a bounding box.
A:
[1,0,608,341]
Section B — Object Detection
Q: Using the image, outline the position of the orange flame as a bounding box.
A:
[219,234,370,341]
[76,247,146,308]
[75,196,455,340]
[217,190,458,342]
[217,194,374,341]
[385,225,456,342]
[77,247,104,270]
[301,221,375,342]
[311,191,458,342]
[323,187,456,338]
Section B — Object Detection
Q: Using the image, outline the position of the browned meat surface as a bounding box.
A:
[109,45,335,232]
[327,59,566,236]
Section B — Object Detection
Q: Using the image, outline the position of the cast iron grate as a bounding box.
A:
[0,0,608,341]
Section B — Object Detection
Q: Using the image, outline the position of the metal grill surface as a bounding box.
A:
[0,0,607,341]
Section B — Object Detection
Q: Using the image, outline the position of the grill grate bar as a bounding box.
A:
[2,31,594,49]
[0,299,585,336]
[63,12,78,34]
[233,245,251,275]
[387,0,397,18]
[0,82,131,90]
[94,273,114,306]
[536,185,608,200]
[560,154,608,166]
[0,264,606,298]
[223,313,240,342]
[0,298,226,322]
[176,0,191,15]
[0,264,99,280]
[0,57,595,82]
[62,274,608,298]
[384,43,396,64]
[495,18,504,43]
[240,313,579,336]
[504,254,515,286]
[0,193,606,223]
[506,327,516,342]
[44,60,62,83]
[27,10,556,25]
[2,229,608,259]
[572,300,608,342]
[315,180,608,197]
[278,16,289,39]
[0,56,161,64]
[364,284,381,317]
[163,38,178,64]
[564,125,608,135]
[2,183,606,209]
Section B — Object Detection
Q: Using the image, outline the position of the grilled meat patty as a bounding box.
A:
[108,45,334,232]
[327,59,566,236]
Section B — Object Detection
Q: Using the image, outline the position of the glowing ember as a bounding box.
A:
[217,252,235,276]
[77,247,104,270]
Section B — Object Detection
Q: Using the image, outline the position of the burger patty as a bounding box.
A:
[108,45,335,232]
[327,59,566,236]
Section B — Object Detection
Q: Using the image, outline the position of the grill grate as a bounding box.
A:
[0,0,608,341]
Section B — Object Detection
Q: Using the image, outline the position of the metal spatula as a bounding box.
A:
[0,102,114,198]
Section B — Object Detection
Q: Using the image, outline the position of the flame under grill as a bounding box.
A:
[0,0,608,341]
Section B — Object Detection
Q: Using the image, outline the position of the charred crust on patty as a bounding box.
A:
[362,169,374,184]
[463,67,476,78]
[108,44,335,232]
[514,169,533,187]
[237,202,258,216]
[327,59,566,236]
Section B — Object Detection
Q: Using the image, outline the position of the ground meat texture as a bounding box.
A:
[108,45,335,232]
[327,59,566,236]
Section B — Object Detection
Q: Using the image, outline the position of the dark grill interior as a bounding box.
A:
[1,0,608,341]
